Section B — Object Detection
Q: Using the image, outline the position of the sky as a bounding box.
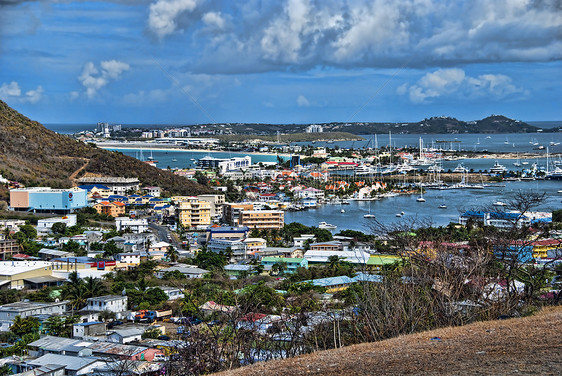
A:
[0,0,561,125]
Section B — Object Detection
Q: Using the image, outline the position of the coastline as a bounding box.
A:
[96,143,292,158]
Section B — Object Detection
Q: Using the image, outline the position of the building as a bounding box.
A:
[261,257,308,274]
[207,239,246,260]
[459,211,531,229]
[36,215,78,234]
[0,300,69,331]
[142,186,161,197]
[155,264,209,279]
[0,261,74,290]
[73,321,106,339]
[238,210,284,230]
[294,187,325,200]
[0,219,25,234]
[304,249,371,265]
[205,225,249,243]
[107,328,145,344]
[243,238,267,256]
[159,286,185,300]
[309,241,343,252]
[78,184,112,199]
[293,235,316,248]
[177,199,211,228]
[115,217,148,233]
[197,156,251,174]
[306,124,323,133]
[93,201,126,217]
[10,187,87,213]
[0,235,19,260]
[222,203,254,226]
[197,194,225,218]
[76,177,140,195]
[85,295,128,313]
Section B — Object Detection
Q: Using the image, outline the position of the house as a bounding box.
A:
[260,247,305,259]
[38,249,72,261]
[115,252,141,265]
[0,300,69,331]
[309,241,343,252]
[304,249,371,265]
[261,257,308,274]
[73,321,106,339]
[107,327,145,344]
[299,276,357,293]
[155,264,209,279]
[242,238,267,256]
[293,234,316,248]
[158,286,184,301]
[115,217,148,233]
[148,242,171,253]
[24,354,105,376]
[199,301,236,316]
[76,177,140,195]
[224,264,256,278]
[85,295,128,314]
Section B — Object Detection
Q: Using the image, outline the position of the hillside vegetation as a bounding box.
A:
[218,306,562,376]
[0,100,210,198]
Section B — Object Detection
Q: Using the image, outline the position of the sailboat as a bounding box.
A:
[363,200,375,218]
[416,187,426,202]
[513,153,521,167]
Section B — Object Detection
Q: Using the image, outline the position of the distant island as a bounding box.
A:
[101,115,551,140]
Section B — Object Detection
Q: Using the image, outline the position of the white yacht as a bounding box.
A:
[489,161,507,174]
[438,204,447,209]
[318,222,337,230]
[453,164,468,173]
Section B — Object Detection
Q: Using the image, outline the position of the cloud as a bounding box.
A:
[0,81,43,103]
[78,60,130,98]
[143,0,562,74]
[399,68,527,103]
[148,0,200,39]
[297,95,310,107]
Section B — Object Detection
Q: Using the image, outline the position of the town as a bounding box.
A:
[0,142,560,375]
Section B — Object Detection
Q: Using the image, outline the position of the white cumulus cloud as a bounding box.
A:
[79,60,130,98]
[0,81,43,103]
[399,68,526,103]
[148,0,200,39]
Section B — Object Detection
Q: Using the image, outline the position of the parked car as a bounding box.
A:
[107,320,124,329]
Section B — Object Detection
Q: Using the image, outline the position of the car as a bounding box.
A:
[157,335,171,341]
[107,320,124,329]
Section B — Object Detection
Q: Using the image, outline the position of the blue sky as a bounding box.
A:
[0,0,560,125]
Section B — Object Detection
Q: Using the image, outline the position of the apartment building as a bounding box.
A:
[197,194,226,218]
[222,203,254,226]
[177,199,211,228]
[239,210,284,230]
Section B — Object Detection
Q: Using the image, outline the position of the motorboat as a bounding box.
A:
[396,213,402,217]
[493,201,507,207]
[318,222,337,230]
[489,161,507,174]
[453,164,468,173]
[416,196,426,202]
[439,204,447,209]
[340,209,345,213]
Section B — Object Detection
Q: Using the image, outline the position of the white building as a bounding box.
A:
[0,300,69,331]
[306,124,324,133]
[85,295,128,313]
[160,286,185,300]
[293,234,316,248]
[115,217,149,233]
[294,187,325,200]
[37,215,77,234]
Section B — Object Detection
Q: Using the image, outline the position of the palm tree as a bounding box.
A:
[62,271,88,310]
[83,276,106,298]
[166,245,179,262]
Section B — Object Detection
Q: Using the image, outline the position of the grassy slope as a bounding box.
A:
[0,100,210,197]
[218,306,562,376]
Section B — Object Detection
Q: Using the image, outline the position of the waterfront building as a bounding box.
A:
[10,187,87,213]
[197,156,251,174]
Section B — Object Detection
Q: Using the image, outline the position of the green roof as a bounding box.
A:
[366,255,401,266]
[262,257,305,264]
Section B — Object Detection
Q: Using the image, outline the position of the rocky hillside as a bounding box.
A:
[0,100,210,198]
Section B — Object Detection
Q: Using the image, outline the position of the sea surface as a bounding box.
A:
[285,180,562,232]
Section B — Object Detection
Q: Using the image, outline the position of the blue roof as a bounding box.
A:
[352,273,383,283]
[461,210,486,218]
[208,226,249,233]
[461,211,528,220]
[303,275,355,287]
[108,195,127,200]
[74,321,104,326]
[78,184,109,191]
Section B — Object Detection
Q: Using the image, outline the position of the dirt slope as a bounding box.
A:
[218,307,562,376]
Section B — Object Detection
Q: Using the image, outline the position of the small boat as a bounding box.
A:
[395,213,402,217]
[486,136,491,139]
[401,211,405,215]
[172,158,177,162]
[493,201,507,207]
[341,200,351,205]
[190,158,196,161]
[363,214,376,218]
[318,221,337,230]
[416,196,426,202]
[340,209,345,213]
[439,204,447,209]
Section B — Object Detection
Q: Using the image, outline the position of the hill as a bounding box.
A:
[218,306,562,376]
[0,100,210,198]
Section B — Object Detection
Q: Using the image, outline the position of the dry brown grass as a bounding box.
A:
[217,306,562,376]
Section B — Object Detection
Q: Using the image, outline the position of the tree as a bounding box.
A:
[62,271,88,310]
[141,327,161,339]
[50,222,67,236]
[103,240,121,258]
[166,245,179,262]
[10,316,40,337]
[194,249,226,271]
[270,261,287,276]
[43,315,80,337]
[62,240,83,255]
[83,276,106,298]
